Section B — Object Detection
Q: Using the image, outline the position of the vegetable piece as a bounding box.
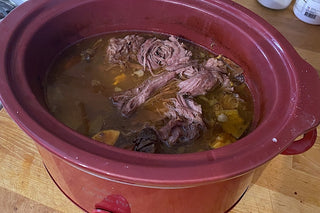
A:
[215,109,249,138]
[92,130,120,145]
[133,69,144,77]
[209,133,236,149]
[113,73,127,85]
[114,87,122,92]
[220,93,240,109]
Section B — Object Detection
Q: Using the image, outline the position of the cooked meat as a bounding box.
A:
[107,35,244,147]
[220,74,234,91]
[204,57,225,71]
[220,56,244,77]
[112,71,177,116]
[178,68,219,96]
[133,128,159,153]
[204,57,245,90]
[159,119,203,146]
[204,58,238,91]
[177,64,199,79]
[165,95,203,122]
[106,35,145,64]
[137,35,192,73]
[158,95,205,145]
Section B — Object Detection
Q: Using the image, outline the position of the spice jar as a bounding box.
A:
[258,0,293,10]
[293,0,320,25]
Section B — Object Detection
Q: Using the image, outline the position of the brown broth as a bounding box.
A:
[45,32,254,154]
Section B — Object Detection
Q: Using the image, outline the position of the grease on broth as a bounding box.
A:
[45,32,254,154]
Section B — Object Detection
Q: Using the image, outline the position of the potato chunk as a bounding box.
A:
[92,130,120,146]
[209,133,236,149]
[215,109,249,138]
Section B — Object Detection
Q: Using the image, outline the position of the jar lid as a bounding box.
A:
[258,0,292,10]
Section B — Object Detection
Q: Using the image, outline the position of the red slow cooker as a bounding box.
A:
[1,0,320,212]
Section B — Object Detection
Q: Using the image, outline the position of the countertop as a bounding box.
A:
[1,0,320,212]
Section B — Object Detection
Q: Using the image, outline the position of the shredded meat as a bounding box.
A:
[106,34,241,147]
[178,68,219,96]
[137,35,192,73]
[112,71,176,116]
[133,128,159,153]
[177,64,199,79]
[203,58,235,91]
[204,57,225,71]
[158,95,205,145]
[106,35,145,64]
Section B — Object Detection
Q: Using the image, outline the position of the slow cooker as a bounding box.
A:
[1,0,320,212]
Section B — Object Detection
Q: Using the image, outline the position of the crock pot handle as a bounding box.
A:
[92,209,112,213]
[281,58,320,155]
[93,194,131,213]
[281,128,317,155]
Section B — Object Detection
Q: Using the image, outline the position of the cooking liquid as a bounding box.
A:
[45,32,254,154]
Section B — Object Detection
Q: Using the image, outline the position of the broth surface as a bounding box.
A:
[45,32,254,154]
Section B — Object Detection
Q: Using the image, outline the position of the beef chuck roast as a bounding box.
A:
[106,35,145,64]
[106,34,240,148]
[112,71,177,117]
[178,68,219,96]
[158,95,205,145]
[133,128,159,153]
[137,36,192,73]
